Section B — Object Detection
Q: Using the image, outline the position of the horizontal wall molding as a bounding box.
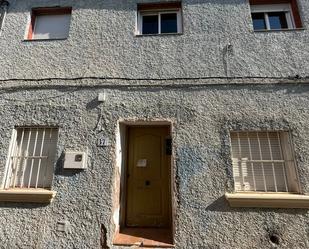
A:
[0,77,309,92]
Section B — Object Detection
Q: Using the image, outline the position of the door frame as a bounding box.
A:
[113,120,175,240]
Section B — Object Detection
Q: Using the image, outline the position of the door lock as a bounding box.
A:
[145,180,150,186]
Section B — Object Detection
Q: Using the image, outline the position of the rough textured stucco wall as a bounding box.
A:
[0,0,308,79]
[0,83,308,248]
[0,0,308,248]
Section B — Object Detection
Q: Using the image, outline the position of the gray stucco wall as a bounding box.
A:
[0,83,309,248]
[0,0,308,248]
[0,0,308,80]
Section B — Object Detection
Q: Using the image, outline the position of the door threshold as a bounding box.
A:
[113,227,174,248]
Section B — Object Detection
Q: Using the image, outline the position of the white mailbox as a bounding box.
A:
[63,151,87,169]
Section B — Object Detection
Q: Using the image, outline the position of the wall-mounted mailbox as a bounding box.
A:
[63,151,87,169]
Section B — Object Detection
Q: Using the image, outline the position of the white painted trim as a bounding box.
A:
[176,11,182,33]
[251,3,295,30]
[264,13,270,30]
[2,129,17,189]
[285,11,294,28]
[158,12,161,34]
[251,4,292,13]
[137,9,182,35]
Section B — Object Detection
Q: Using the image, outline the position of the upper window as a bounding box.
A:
[250,0,302,31]
[0,1,9,34]
[27,7,72,40]
[137,2,182,35]
[4,127,58,189]
[230,131,299,193]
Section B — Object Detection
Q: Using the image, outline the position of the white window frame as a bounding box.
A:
[230,131,300,193]
[3,127,58,190]
[137,9,182,35]
[250,4,295,30]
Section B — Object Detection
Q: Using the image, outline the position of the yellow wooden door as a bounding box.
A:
[126,126,171,227]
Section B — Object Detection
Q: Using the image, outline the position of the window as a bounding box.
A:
[27,7,72,40]
[0,1,9,35]
[250,0,302,31]
[230,131,299,193]
[4,127,58,189]
[137,2,182,35]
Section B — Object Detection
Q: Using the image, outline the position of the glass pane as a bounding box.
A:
[33,14,71,39]
[142,15,158,34]
[268,12,288,29]
[252,13,266,30]
[161,13,178,33]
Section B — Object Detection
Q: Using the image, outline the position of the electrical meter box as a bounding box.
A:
[63,151,87,169]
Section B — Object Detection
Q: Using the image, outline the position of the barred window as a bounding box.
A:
[230,131,299,193]
[4,127,58,189]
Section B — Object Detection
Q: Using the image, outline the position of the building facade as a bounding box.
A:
[0,0,308,248]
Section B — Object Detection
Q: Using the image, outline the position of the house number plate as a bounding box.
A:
[97,136,110,147]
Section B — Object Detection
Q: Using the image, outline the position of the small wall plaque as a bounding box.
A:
[97,136,110,147]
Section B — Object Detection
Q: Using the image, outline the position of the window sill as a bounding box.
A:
[23,38,68,42]
[0,188,56,203]
[253,28,305,33]
[225,192,309,208]
[135,32,183,37]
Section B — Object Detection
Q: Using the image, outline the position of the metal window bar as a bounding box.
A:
[247,132,256,191]
[267,132,278,192]
[255,132,267,191]
[35,128,46,188]
[11,128,26,188]
[233,159,285,163]
[6,128,56,189]
[20,129,32,188]
[236,132,245,190]
[42,128,53,189]
[11,156,48,159]
[27,128,39,188]
[276,132,289,192]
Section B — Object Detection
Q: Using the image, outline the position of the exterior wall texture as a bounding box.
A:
[0,0,308,248]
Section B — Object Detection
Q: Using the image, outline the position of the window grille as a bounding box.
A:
[230,131,299,193]
[4,127,58,189]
